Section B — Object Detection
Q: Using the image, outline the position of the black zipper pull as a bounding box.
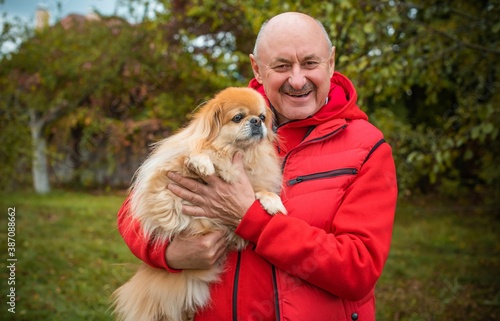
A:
[287,177,303,186]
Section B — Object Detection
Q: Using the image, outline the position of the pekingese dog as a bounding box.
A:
[112,87,286,321]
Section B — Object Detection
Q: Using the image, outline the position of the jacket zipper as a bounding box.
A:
[281,124,348,172]
[287,168,358,186]
[232,251,242,321]
[271,124,347,320]
[271,265,281,321]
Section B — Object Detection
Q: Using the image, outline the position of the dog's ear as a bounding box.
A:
[264,108,273,130]
[190,99,224,151]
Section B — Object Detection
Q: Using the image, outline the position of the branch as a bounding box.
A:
[33,83,99,131]
[390,1,500,55]
[396,1,483,21]
[42,101,69,125]
[418,21,500,56]
[448,7,482,22]
[28,101,69,131]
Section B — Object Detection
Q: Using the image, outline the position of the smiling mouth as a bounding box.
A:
[286,91,312,98]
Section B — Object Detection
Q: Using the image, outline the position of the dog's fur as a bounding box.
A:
[112,87,286,321]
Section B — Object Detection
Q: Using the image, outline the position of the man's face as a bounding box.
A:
[250,17,335,124]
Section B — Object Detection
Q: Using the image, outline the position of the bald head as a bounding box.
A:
[252,12,332,60]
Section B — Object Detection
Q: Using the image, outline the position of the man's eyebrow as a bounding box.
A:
[303,54,322,61]
[269,55,322,65]
[269,57,292,65]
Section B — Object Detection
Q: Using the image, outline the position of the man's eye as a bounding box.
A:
[303,61,319,69]
[273,64,290,71]
[232,114,244,123]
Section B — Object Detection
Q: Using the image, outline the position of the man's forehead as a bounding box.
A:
[269,53,323,64]
[258,27,330,62]
[259,39,329,62]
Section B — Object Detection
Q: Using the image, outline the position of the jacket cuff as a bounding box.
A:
[149,239,182,273]
[235,200,273,244]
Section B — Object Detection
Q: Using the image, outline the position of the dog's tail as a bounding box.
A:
[111,263,220,321]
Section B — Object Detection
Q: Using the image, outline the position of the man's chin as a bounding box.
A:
[281,107,318,121]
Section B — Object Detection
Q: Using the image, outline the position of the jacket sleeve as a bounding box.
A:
[236,143,397,301]
[117,195,181,272]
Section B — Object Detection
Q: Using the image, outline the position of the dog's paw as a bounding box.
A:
[186,154,215,177]
[255,191,287,215]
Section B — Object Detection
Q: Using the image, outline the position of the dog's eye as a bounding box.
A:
[232,114,244,123]
[259,114,266,122]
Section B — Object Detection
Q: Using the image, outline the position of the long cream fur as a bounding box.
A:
[112,87,286,321]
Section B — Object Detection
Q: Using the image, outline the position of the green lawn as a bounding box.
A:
[0,192,498,320]
[0,191,138,321]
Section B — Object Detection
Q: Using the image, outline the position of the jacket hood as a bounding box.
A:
[249,71,368,128]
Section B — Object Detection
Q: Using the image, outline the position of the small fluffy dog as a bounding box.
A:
[112,87,286,321]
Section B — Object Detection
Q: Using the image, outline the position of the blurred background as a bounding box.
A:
[0,1,498,320]
[1,0,498,200]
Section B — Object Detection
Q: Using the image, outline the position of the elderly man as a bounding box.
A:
[118,12,397,321]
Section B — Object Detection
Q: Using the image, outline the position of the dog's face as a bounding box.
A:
[195,87,274,150]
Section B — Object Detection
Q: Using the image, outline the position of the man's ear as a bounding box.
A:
[329,46,336,77]
[250,54,263,84]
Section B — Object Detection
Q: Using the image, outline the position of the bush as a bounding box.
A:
[371,104,499,205]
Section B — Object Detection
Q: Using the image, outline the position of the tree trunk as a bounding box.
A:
[30,110,51,194]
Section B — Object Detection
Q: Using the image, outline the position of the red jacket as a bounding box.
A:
[117,72,397,321]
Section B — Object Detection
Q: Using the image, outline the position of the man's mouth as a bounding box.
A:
[285,91,312,98]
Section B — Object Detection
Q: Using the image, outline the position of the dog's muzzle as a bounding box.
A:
[250,118,264,139]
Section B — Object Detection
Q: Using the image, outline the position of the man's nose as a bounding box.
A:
[288,65,307,90]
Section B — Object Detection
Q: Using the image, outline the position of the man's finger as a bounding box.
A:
[181,203,209,217]
[167,182,200,204]
[168,171,204,192]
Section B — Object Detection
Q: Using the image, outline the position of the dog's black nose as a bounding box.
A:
[250,118,262,127]
[250,117,263,138]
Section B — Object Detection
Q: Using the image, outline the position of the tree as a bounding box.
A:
[379,0,500,199]
[0,4,247,191]
[2,0,497,200]
[1,14,147,192]
[148,0,499,200]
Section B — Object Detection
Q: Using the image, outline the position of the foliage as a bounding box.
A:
[1,0,498,199]
[0,14,34,190]
[0,8,240,190]
[0,192,498,320]
[0,103,31,190]
[0,15,152,191]
[366,0,500,200]
[372,105,499,203]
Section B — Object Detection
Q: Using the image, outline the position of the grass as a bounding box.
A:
[0,191,139,321]
[0,191,498,320]
[377,198,499,320]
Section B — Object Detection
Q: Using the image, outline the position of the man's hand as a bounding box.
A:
[166,230,227,270]
[166,152,256,227]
